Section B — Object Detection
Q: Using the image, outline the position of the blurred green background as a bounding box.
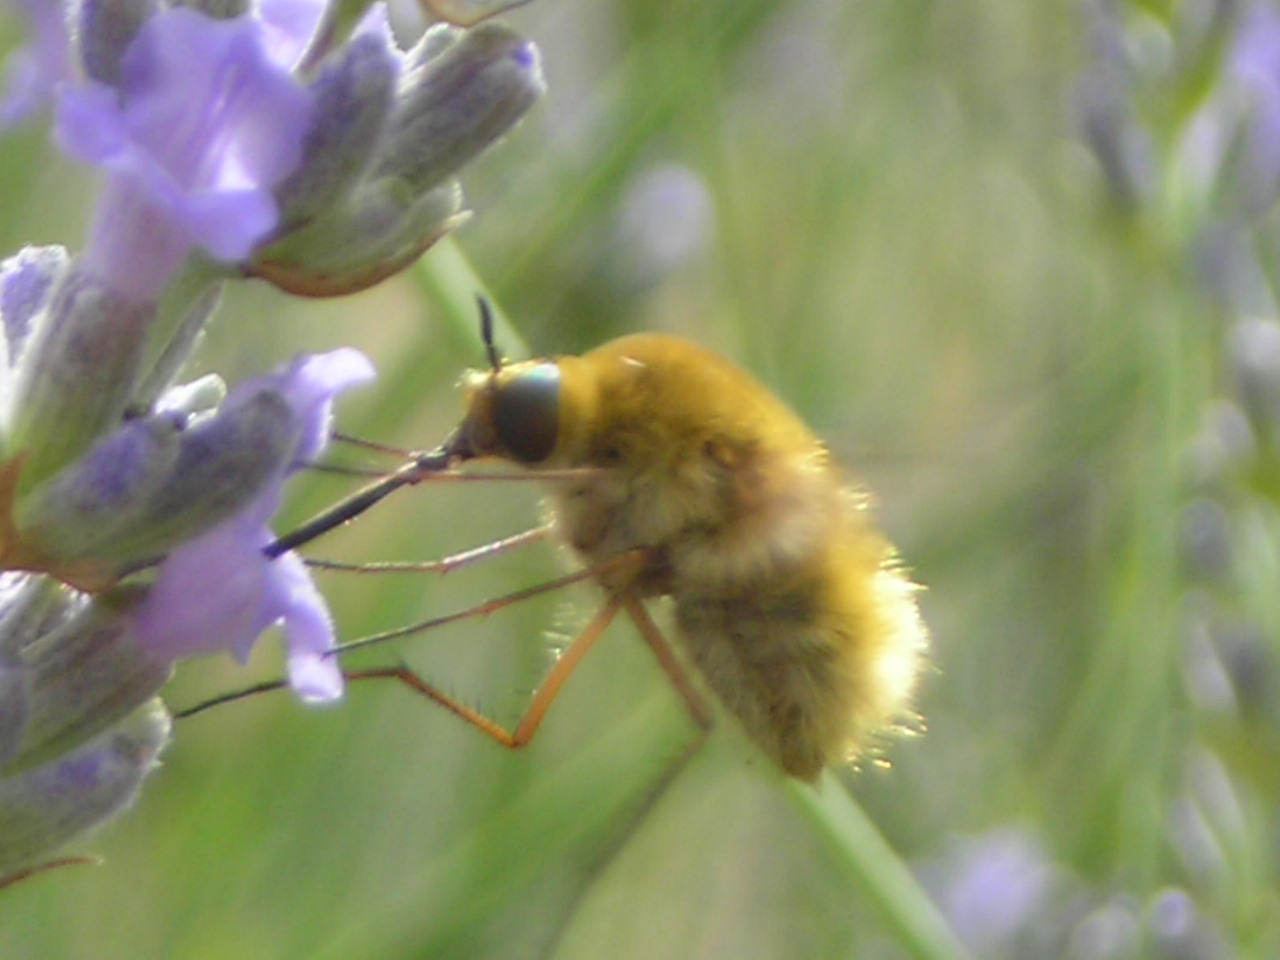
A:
[3,0,1279,957]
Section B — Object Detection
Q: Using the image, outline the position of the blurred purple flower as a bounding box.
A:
[1230,4,1280,197]
[1181,4,1280,214]
[131,348,375,701]
[55,6,316,299]
[934,828,1057,953]
[616,163,715,280]
[0,0,72,127]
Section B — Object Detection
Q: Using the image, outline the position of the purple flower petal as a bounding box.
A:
[56,7,315,295]
[54,82,128,163]
[258,0,328,68]
[267,551,342,701]
[131,516,269,663]
[274,347,376,463]
[131,348,373,700]
[1232,5,1280,196]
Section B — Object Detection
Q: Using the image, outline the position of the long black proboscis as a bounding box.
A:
[263,446,453,558]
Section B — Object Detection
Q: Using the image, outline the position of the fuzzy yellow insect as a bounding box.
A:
[450,333,926,780]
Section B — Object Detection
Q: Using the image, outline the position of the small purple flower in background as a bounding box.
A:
[1082,0,1280,787]
[1218,4,1280,210]
[1079,2,1280,226]
[922,825,1234,959]
[614,163,715,283]
[1176,3,1280,220]
[0,0,544,881]
[1076,8,1280,959]
[933,829,1057,952]
[921,827,1076,959]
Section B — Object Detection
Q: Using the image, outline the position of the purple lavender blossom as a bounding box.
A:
[258,0,327,67]
[55,7,316,300]
[1228,4,1280,206]
[0,0,72,127]
[0,0,546,880]
[1175,4,1280,217]
[930,828,1058,954]
[131,348,375,701]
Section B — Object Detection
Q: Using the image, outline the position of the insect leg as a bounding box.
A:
[328,431,416,458]
[621,595,715,734]
[363,590,716,752]
[331,559,618,655]
[176,552,648,722]
[356,596,623,749]
[305,525,551,575]
[336,553,708,750]
[175,600,622,751]
[0,855,99,893]
[508,597,620,745]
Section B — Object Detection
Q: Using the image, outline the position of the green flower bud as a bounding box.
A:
[275,28,400,228]
[0,575,80,768]
[8,388,297,590]
[7,265,157,492]
[253,180,465,297]
[0,699,169,879]
[376,23,544,193]
[1,580,170,774]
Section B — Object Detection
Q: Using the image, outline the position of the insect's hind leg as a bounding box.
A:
[177,556,639,748]
[352,595,624,750]
[356,593,715,756]
[178,550,714,758]
[0,856,99,893]
[622,595,714,736]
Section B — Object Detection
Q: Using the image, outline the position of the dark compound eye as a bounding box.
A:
[491,363,561,463]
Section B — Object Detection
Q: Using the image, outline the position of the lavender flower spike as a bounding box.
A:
[131,348,376,702]
[3,4,319,490]
[0,0,546,881]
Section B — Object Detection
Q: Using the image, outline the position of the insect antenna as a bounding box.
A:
[478,295,502,373]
